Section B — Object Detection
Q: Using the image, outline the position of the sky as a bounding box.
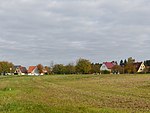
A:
[0,0,150,66]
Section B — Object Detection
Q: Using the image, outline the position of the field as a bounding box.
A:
[0,74,150,113]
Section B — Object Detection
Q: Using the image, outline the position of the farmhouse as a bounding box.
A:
[100,61,117,73]
[134,62,145,73]
[28,66,40,75]
[14,65,28,75]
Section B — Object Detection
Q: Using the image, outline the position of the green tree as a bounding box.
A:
[65,63,76,74]
[144,60,150,66]
[124,63,136,74]
[53,64,65,74]
[128,57,135,64]
[76,58,91,74]
[112,65,123,74]
[120,60,124,67]
[123,57,136,74]
[90,63,101,74]
[101,70,110,74]
[124,59,127,66]
[0,61,14,75]
[143,66,150,74]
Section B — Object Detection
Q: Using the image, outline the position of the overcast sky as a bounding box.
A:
[0,0,150,66]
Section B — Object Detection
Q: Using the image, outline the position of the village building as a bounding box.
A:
[14,65,28,75]
[28,66,40,75]
[134,62,145,73]
[41,68,48,75]
[100,61,117,73]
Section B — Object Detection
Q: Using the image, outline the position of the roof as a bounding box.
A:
[20,67,28,73]
[103,62,116,69]
[14,65,27,73]
[14,65,21,69]
[133,62,142,71]
[28,66,37,73]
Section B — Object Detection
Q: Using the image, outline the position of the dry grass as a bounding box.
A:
[0,74,150,113]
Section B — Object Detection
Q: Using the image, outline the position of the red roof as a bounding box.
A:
[28,66,37,73]
[103,62,116,69]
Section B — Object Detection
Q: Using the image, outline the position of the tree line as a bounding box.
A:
[0,59,101,75]
[44,59,101,75]
[0,57,150,75]
[37,57,150,74]
[111,57,150,74]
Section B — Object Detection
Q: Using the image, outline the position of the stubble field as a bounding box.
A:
[0,74,150,113]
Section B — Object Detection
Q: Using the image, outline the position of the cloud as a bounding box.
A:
[0,0,150,66]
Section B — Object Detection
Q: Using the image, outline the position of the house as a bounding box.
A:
[100,61,117,73]
[134,62,145,73]
[41,68,48,75]
[14,65,28,75]
[28,66,40,75]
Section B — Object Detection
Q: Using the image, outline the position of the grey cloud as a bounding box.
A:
[0,0,150,66]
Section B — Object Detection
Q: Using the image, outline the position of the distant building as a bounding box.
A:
[133,62,145,73]
[28,66,40,76]
[41,68,48,75]
[14,65,28,75]
[100,61,117,73]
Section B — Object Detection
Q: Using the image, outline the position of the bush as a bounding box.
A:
[101,70,110,74]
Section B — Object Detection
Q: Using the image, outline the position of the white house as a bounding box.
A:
[28,66,40,75]
[14,65,27,75]
[100,61,117,72]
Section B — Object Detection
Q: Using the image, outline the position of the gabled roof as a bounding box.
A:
[28,66,37,73]
[20,67,28,73]
[14,65,21,69]
[133,62,142,71]
[14,65,27,73]
[103,62,116,69]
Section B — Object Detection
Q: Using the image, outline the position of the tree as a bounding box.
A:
[76,58,91,74]
[90,63,101,74]
[124,59,127,66]
[37,64,44,74]
[128,57,135,64]
[0,61,14,75]
[122,57,137,74]
[143,66,150,74]
[52,64,65,74]
[124,63,136,74]
[65,63,76,74]
[120,60,124,67]
[144,60,150,66]
[44,66,52,75]
[112,65,123,74]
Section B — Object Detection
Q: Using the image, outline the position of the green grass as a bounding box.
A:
[0,74,149,113]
